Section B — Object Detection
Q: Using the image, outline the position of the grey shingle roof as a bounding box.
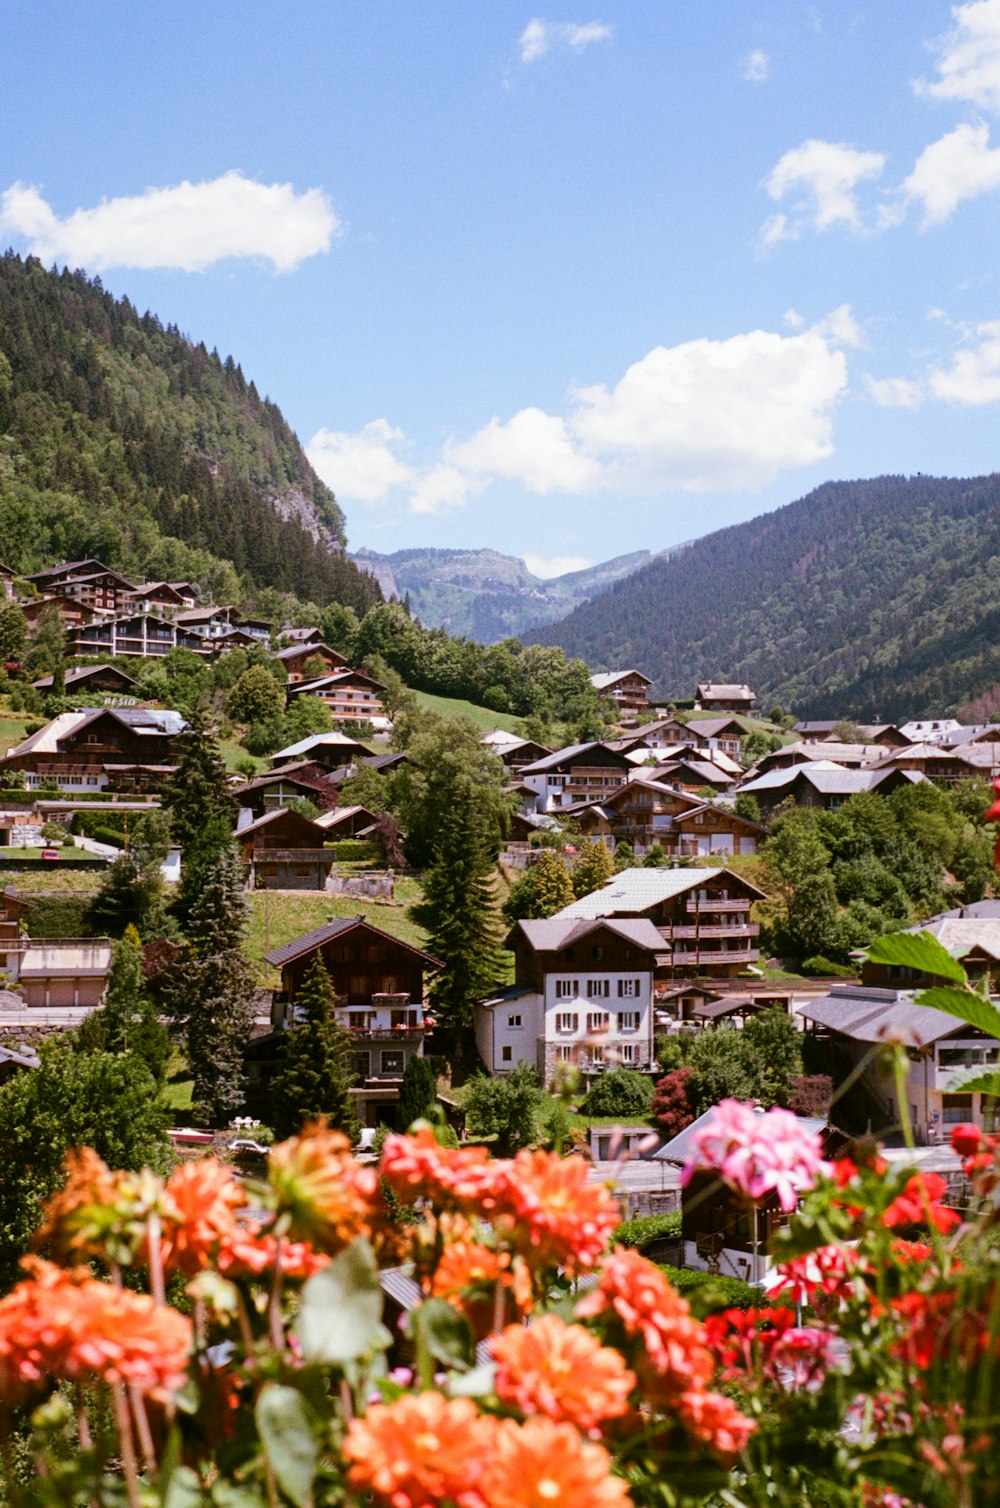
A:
[799,985,978,1046]
[510,916,666,952]
[557,865,764,918]
[264,917,439,969]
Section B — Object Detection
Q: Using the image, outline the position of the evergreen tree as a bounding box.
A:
[503,849,574,922]
[270,955,360,1141]
[81,926,171,1081]
[226,664,286,725]
[572,840,614,900]
[23,603,65,676]
[411,799,505,1035]
[398,1053,437,1130]
[85,812,171,938]
[0,602,27,663]
[165,844,256,1126]
[161,715,238,856]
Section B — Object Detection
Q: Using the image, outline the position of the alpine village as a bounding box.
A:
[3,250,1000,1507]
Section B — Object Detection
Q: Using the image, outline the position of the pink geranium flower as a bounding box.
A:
[682,1100,830,1212]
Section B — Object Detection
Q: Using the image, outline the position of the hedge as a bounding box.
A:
[327,840,381,862]
[611,1211,681,1250]
[658,1264,760,1313]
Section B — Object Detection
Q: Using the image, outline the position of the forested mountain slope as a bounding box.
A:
[0,254,380,613]
[351,545,652,640]
[529,473,1000,719]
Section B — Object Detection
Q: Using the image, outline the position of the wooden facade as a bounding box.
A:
[237,809,335,891]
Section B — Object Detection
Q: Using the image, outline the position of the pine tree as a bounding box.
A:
[165,844,256,1126]
[411,800,505,1034]
[270,955,359,1141]
[572,839,614,900]
[398,1053,437,1130]
[85,926,171,1081]
[161,715,238,856]
[531,850,575,915]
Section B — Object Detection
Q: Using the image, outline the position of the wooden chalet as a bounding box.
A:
[286,669,385,725]
[558,865,766,983]
[53,568,136,614]
[237,764,331,818]
[122,581,191,616]
[0,707,186,793]
[568,778,705,855]
[269,732,373,772]
[314,805,380,839]
[275,642,349,683]
[669,803,764,857]
[590,669,653,722]
[695,683,757,713]
[0,888,32,976]
[256,918,441,1126]
[236,809,335,890]
[0,562,17,600]
[519,742,634,814]
[26,559,116,591]
[32,664,140,697]
[647,755,737,794]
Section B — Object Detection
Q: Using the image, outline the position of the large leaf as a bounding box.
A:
[864,931,968,985]
[255,1385,317,1508]
[407,1298,475,1372]
[947,1067,1000,1096]
[293,1238,390,1365]
[914,986,1000,1040]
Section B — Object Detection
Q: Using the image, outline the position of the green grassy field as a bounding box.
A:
[247,874,430,983]
[0,846,103,865]
[0,711,34,756]
[412,691,520,734]
[218,737,264,774]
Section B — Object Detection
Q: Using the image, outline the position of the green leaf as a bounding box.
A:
[914,985,1000,1040]
[864,930,968,985]
[407,1298,475,1372]
[293,1237,391,1365]
[162,1465,207,1508]
[448,1362,497,1397]
[947,1067,1000,1096]
[255,1385,317,1508]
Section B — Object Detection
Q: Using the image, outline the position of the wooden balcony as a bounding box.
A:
[670,948,759,966]
[670,923,760,940]
[684,897,751,913]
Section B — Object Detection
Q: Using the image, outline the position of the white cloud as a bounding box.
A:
[901,120,1000,224]
[409,464,486,516]
[523,552,592,578]
[864,375,924,408]
[783,308,806,328]
[307,420,413,502]
[929,320,1000,403]
[567,317,850,491]
[446,406,600,493]
[916,0,1000,115]
[0,171,338,273]
[742,49,770,82]
[810,303,866,348]
[519,18,613,63]
[763,139,886,239]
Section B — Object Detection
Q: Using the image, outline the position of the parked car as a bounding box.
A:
[40,849,60,861]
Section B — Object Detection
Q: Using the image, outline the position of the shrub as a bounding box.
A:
[801,954,855,977]
[611,1211,681,1250]
[658,1265,760,1314]
[789,1073,834,1116]
[329,839,380,862]
[651,1067,695,1138]
[578,1067,654,1118]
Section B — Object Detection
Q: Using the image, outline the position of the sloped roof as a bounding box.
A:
[800,984,978,1047]
[32,664,139,691]
[519,743,629,775]
[684,717,748,738]
[739,764,924,796]
[274,641,347,663]
[235,808,328,839]
[697,683,755,699]
[265,916,440,969]
[590,669,652,690]
[508,916,666,953]
[269,732,373,763]
[654,758,735,785]
[654,1107,825,1165]
[556,866,765,919]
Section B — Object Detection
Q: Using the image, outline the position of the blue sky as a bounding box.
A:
[3,1,1000,576]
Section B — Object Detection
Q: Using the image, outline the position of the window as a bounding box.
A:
[380,1050,404,1075]
[617,979,641,998]
[591,945,604,961]
[942,1093,974,1124]
[348,1011,369,1029]
[555,1012,578,1033]
[507,1014,522,1028]
[350,1051,370,1079]
[391,1008,419,1028]
[586,979,610,998]
[587,1011,610,1033]
[556,1045,573,1061]
[620,1043,637,1062]
[501,1045,513,1063]
[555,979,576,999]
[618,1011,640,1032]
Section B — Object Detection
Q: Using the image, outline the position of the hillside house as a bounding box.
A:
[590,670,652,721]
[800,984,1000,1142]
[269,732,373,771]
[860,902,1000,995]
[557,866,766,983]
[15,938,112,1008]
[122,581,192,617]
[313,805,380,839]
[274,642,349,683]
[237,764,330,818]
[750,741,885,775]
[736,762,925,816]
[481,733,553,776]
[871,743,1000,783]
[26,559,116,592]
[236,809,335,890]
[476,917,663,1081]
[32,664,140,697]
[567,778,706,855]
[0,888,32,976]
[670,802,764,857]
[260,918,440,1126]
[286,669,385,725]
[646,755,737,794]
[695,683,756,714]
[519,743,634,814]
[53,568,137,615]
[0,562,17,600]
[0,707,187,793]
[69,613,211,659]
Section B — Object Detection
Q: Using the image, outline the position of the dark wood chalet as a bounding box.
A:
[258,918,441,1126]
[0,707,186,793]
[275,642,350,683]
[236,809,335,890]
[519,742,634,814]
[33,664,140,697]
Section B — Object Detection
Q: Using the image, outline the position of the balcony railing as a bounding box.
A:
[670,923,760,940]
[684,898,751,913]
[250,848,336,863]
[346,1026,425,1042]
[670,948,759,967]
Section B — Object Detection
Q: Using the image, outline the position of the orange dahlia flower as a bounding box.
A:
[0,1259,191,1404]
[268,1121,381,1252]
[381,1126,511,1217]
[216,1225,329,1281]
[676,1388,755,1465]
[343,1390,492,1508]
[576,1249,713,1398]
[490,1314,635,1431]
[504,1151,619,1276]
[480,1416,632,1508]
[160,1157,244,1274]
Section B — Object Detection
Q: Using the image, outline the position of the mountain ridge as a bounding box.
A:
[527,472,1000,720]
